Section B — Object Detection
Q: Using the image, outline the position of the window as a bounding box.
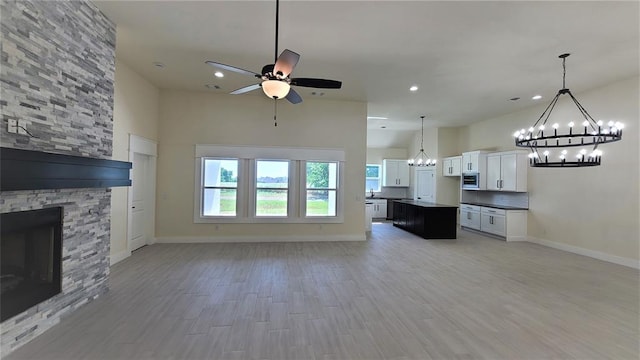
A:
[366,164,381,192]
[195,145,344,223]
[202,159,238,216]
[305,161,338,217]
[255,160,289,217]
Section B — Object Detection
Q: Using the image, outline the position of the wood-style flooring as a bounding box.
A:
[7,223,639,360]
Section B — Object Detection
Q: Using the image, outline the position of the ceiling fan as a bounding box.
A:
[205,0,342,105]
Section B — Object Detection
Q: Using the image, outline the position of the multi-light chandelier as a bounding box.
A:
[408,115,436,167]
[514,53,623,167]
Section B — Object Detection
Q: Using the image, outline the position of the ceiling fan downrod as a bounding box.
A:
[274,0,279,63]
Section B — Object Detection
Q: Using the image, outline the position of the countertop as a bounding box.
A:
[460,202,529,210]
[393,200,458,208]
[365,197,411,200]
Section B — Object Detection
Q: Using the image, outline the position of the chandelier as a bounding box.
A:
[408,115,436,167]
[513,53,623,167]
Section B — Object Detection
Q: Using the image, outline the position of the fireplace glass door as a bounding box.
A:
[1,207,62,322]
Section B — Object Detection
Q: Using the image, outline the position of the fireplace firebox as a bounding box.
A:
[1,207,63,322]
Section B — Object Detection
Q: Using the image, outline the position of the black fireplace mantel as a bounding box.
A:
[0,147,132,191]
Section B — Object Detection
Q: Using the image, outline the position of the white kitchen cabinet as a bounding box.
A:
[369,199,387,219]
[461,151,488,173]
[486,151,528,192]
[478,206,527,241]
[460,204,481,230]
[442,156,462,177]
[365,204,373,232]
[382,159,410,187]
[480,207,506,236]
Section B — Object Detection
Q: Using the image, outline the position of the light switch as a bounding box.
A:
[7,119,17,133]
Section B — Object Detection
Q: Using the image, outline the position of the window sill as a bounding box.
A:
[194,216,344,224]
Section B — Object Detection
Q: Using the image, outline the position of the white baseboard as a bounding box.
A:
[109,249,131,266]
[527,236,640,269]
[506,235,528,242]
[155,234,367,244]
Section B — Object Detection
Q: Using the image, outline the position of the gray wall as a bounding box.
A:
[0,0,116,355]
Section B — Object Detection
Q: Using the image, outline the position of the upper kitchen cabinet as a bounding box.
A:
[442,156,462,177]
[461,151,488,173]
[383,159,410,187]
[486,151,528,192]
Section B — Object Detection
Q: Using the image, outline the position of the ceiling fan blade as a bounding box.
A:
[285,88,303,104]
[273,49,300,78]
[230,84,261,95]
[205,61,260,77]
[290,78,342,89]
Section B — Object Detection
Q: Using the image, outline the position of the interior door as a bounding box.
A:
[415,169,435,202]
[130,152,150,251]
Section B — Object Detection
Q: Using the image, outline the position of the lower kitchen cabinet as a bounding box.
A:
[460,203,527,241]
[460,204,481,230]
[392,200,457,239]
[365,203,373,232]
[369,199,387,219]
[480,210,506,237]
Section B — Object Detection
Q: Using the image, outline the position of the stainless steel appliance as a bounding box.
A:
[462,173,483,190]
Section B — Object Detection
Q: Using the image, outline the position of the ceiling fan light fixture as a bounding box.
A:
[262,80,290,99]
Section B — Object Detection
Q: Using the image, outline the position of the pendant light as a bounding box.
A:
[514,53,623,167]
[408,115,436,167]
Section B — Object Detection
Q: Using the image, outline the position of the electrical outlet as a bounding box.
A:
[8,119,17,133]
[17,120,27,135]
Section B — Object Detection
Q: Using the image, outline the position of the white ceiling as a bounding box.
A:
[94,0,639,148]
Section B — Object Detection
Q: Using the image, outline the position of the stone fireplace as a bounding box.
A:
[1,0,119,356]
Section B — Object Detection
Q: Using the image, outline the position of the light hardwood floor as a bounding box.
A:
[7,224,639,360]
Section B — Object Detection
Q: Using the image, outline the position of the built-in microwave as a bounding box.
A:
[462,172,482,190]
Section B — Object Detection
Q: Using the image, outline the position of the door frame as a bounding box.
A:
[127,134,158,253]
[414,168,436,203]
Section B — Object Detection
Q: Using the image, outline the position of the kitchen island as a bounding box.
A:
[392,200,458,239]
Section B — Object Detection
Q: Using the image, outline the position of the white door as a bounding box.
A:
[415,169,435,202]
[130,152,150,251]
[486,155,502,190]
[500,153,517,191]
[396,162,410,186]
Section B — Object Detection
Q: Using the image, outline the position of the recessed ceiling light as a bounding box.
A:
[367,116,388,120]
[510,97,520,101]
[532,95,542,100]
[153,62,165,69]
[409,85,419,92]
[214,71,224,78]
[205,84,220,89]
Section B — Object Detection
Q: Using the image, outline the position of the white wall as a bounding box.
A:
[155,90,367,241]
[366,147,408,164]
[437,127,462,206]
[460,76,639,264]
[110,59,160,263]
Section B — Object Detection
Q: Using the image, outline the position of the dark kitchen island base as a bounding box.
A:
[392,200,458,239]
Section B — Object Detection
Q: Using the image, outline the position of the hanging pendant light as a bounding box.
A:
[408,115,436,167]
[514,53,623,167]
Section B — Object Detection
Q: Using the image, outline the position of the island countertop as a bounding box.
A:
[392,199,458,208]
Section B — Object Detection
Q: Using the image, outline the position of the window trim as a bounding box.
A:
[302,160,340,218]
[366,163,382,193]
[194,145,345,224]
[253,159,291,218]
[201,157,240,217]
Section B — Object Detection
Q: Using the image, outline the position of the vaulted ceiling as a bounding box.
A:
[95,1,639,148]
